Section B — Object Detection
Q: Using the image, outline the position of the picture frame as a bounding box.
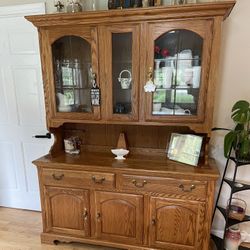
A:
[167,133,203,166]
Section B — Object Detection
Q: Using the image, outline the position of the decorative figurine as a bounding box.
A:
[90,69,100,106]
[144,67,156,92]
[176,0,186,4]
[67,0,83,13]
[54,0,65,12]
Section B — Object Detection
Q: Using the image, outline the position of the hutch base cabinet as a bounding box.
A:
[26,1,235,250]
[35,152,218,250]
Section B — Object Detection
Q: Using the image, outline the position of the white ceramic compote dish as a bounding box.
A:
[111,149,129,160]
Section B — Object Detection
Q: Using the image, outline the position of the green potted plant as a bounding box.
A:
[224,100,250,160]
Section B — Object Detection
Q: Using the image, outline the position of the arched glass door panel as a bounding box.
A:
[52,36,92,113]
[152,30,203,116]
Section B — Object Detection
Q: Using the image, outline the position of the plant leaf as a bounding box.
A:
[235,123,244,131]
[231,100,250,124]
[224,131,237,158]
[240,138,250,158]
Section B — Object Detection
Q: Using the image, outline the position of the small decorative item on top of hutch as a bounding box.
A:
[132,0,143,7]
[66,0,83,12]
[154,0,162,6]
[176,0,187,4]
[142,0,149,7]
[26,2,236,250]
[54,0,65,12]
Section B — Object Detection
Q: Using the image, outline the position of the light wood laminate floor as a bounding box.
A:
[0,207,249,250]
[0,207,117,250]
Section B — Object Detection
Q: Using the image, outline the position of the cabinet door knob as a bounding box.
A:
[52,174,64,181]
[97,212,101,221]
[132,179,147,188]
[152,218,156,225]
[83,209,88,221]
[92,176,105,184]
[179,184,196,192]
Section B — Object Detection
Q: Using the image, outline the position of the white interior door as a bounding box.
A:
[0,3,52,211]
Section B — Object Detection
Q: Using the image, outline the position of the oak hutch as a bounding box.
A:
[26,1,235,250]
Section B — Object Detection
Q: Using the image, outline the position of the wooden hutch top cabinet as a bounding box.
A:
[26,2,235,250]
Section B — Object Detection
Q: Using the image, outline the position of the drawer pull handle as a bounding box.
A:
[179,184,196,192]
[52,174,64,181]
[132,179,147,188]
[83,208,88,221]
[92,176,105,184]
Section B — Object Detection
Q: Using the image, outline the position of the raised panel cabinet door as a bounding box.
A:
[145,19,213,124]
[149,197,206,250]
[101,24,140,121]
[95,191,143,245]
[44,186,90,237]
[40,26,100,127]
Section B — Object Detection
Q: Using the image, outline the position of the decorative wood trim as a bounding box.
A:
[26,2,235,28]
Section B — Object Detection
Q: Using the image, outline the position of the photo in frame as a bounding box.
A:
[167,133,203,166]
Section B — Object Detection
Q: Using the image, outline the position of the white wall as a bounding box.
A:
[210,0,250,239]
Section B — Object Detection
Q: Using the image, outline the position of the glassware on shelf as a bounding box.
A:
[227,198,247,221]
[162,0,175,5]
[66,0,83,12]
[175,0,187,4]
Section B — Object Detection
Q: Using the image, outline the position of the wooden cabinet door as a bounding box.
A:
[145,20,213,124]
[44,186,90,237]
[94,191,143,244]
[149,197,206,250]
[100,24,140,121]
[40,26,100,127]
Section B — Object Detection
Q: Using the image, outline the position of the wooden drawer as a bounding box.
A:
[118,174,207,199]
[42,169,115,189]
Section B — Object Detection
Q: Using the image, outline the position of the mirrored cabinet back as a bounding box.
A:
[26,2,235,249]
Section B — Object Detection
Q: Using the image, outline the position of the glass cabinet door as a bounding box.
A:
[53,36,92,113]
[145,20,212,123]
[49,30,100,122]
[104,25,140,121]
